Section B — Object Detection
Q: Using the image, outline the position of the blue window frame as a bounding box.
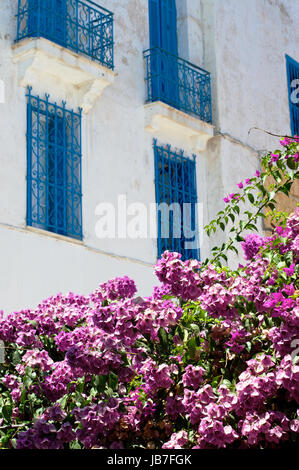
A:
[16,0,114,70]
[286,55,299,136]
[26,87,82,240]
[154,140,200,261]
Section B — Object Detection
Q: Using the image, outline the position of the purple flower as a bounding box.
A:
[182,365,206,389]
[241,234,265,260]
[283,263,295,276]
[270,153,280,163]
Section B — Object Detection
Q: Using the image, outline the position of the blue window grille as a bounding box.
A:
[26,87,82,240]
[286,55,299,136]
[16,0,114,69]
[154,140,200,261]
[144,48,212,123]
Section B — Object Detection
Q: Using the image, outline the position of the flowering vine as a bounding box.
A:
[0,139,298,449]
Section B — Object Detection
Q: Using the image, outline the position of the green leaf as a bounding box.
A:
[186,337,197,360]
[12,350,22,366]
[96,375,108,394]
[287,158,298,170]
[60,394,68,410]
[108,372,119,391]
[158,327,169,354]
[70,440,81,449]
[2,405,12,423]
[248,193,255,204]
[222,379,231,388]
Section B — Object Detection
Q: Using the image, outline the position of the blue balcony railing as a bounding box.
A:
[16,0,114,69]
[144,47,212,124]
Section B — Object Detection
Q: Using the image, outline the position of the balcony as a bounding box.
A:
[13,0,115,113]
[143,47,214,151]
[16,0,114,69]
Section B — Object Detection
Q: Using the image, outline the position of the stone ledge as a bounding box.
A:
[12,37,116,113]
[144,101,214,152]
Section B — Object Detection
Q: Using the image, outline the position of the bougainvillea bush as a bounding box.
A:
[0,138,298,449]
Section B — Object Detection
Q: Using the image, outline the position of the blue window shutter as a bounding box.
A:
[160,1,178,106]
[286,55,299,136]
[149,0,162,48]
[27,0,66,45]
[160,0,178,55]
[27,0,38,36]
[149,0,178,53]
[54,0,67,46]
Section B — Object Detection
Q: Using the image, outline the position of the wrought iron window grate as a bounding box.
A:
[26,87,82,240]
[154,140,200,261]
[286,55,299,136]
[16,0,114,70]
[144,47,212,124]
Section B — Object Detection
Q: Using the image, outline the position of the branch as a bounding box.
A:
[248,127,294,139]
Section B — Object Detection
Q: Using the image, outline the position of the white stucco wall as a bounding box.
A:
[200,0,299,255]
[0,0,298,313]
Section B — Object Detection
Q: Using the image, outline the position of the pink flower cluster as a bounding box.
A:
[0,209,298,449]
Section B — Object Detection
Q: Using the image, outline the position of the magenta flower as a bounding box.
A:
[223,197,230,204]
[283,263,295,276]
[280,137,292,146]
[270,153,279,163]
[237,182,244,189]
[245,178,251,185]
[255,170,261,177]
[0,201,298,451]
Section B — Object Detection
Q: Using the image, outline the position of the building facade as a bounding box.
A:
[0,0,298,313]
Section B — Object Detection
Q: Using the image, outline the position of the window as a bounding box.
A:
[154,140,200,261]
[286,54,299,136]
[26,88,82,240]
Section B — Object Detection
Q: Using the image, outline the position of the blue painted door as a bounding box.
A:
[159,0,178,55]
[149,0,178,105]
[28,0,67,47]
